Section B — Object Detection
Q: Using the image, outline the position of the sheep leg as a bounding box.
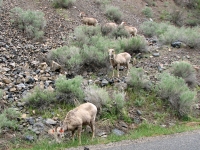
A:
[127,62,130,76]
[112,68,115,77]
[90,121,95,140]
[117,64,120,78]
[77,126,82,144]
[72,130,76,142]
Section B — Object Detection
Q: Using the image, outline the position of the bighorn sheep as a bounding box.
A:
[105,22,118,28]
[79,12,98,26]
[108,49,131,77]
[120,22,137,36]
[48,127,64,143]
[56,103,97,144]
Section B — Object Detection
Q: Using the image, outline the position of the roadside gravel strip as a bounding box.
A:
[67,129,200,150]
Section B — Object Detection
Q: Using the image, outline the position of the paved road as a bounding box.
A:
[68,129,200,150]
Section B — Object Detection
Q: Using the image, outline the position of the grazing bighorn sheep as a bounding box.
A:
[105,22,118,28]
[79,12,98,26]
[56,103,97,144]
[108,49,131,77]
[48,127,64,143]
[120,22,137,36]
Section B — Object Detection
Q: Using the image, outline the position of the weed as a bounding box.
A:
[126,67,151,90]
[47,46,82,70]
[155,73,197,117]
[141,21,200,48]
[104,5,122,23]
[0,108,20,133]
[10,7,46,40]
[22,86,56,109]
[171,61,197,87]
[52,0,76,8]
[55,75,85,103]
[142,7,153,18]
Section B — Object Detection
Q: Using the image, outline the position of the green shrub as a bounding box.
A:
[155,73,197,116]
[142,7,153,18]
[0,89,3,99]
[94,0,110,6]
[126,67,151,90]
[22,87,56,109]
[110,26,130,39]
[112,91,126,114]
[171,61,196,87]
[71,25,101,48]
[159,10,171,20]
[104,5,122,23]
[84,85,126,117]
[119,36,148,53]
[47,46,82,70]
[84,85,112,112]
[169,9,184,26]
[0,108,20,133]
[10,7,46,40]
[0,0,3,9]
[141,21,200,48]
[52,0,76,8]
[55,75,85,102]
[185,18,200,27]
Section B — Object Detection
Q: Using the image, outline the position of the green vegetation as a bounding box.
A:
[0,108,21,133]
[171,61,197,87]
[14,122,200,150]
[52,0,76,8]
[22,86,56,109]
[47,46,82,70]
[10,7,46,40]
[55,75,85,102]
[84,85,126,119]
[126,67,151,90]
[142,7,153,18]
[140,21,200,48]
[104,5,122,22]
[0,0,3,9]
[155,73,197,117]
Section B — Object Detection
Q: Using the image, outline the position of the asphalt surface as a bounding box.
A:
[67,129,200,150]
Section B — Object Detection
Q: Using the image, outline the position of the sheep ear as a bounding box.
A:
[52,129,55,133]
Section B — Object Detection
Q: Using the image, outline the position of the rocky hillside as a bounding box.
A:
[0,0,200,149]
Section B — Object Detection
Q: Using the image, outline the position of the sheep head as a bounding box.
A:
[80,12,86,17]
[108,49,115,60]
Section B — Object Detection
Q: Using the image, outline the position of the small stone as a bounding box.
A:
[152,53,160,57]
[45,118,57,125]
[112,128,125,136]
[2,78,12,84]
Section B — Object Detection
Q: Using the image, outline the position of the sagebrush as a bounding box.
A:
[52,0,76,8]
[155,73,197,117]
[0,108,20,133]
[171,61,197,87]
[104,5,122,23]
[10,7,46,40]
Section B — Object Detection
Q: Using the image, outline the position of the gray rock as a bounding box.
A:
[101,79,109,87]
[152,53,160,57]
[24,135,34,142]
[97,131,107,138]
[45,118,57,125]
[112,128,125,136]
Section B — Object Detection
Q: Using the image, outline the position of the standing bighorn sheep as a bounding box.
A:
[79,12,98,26]
[108,49,131,77]
[120,22,137,37]
[55,103,97,144]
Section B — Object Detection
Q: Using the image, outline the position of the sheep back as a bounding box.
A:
[63,103,97,130]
